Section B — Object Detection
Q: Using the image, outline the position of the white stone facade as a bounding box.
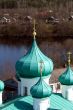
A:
[18,81,21,95]
[61,85,73,102]
[50,82,61,93]
[18,76,50,96]
[0,92,3,105]
[33,98,50,110]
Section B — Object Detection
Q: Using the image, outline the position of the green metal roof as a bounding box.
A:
[30,77,52,98]
[59,66,73,85]
[15,39,53,78]
[1,93,73,110]
[0,80,4,92]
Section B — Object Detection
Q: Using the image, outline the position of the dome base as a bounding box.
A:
[18,76,50,96]
[33,98,50,110]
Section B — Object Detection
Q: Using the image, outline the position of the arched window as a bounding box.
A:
[50,85,53,91]
[24,87,28,96]
[57,83,60,90]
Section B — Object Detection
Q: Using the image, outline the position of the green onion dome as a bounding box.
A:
[59,66,73,85]
[30,77,52,98]
[15,39,53,78]
[0,80,4,92]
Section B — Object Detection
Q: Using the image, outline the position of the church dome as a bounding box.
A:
[15,39,53,78]
[59,66,73,85]
[30,77,52,98]
[59,52,73,85]
[0,80,4,92]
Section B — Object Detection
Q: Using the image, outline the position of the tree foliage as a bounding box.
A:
[0,0,73,9]
[0,0,17,8]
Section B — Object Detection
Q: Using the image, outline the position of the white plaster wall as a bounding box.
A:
[50,83,61,93]
[61,85,66,98]
[33,98,50,110]
[0,92,2,105]
[67,88,73,102]
[61,85,73,101]
[50,83,57,93]
[20,76,50,96]
[18,81,21,95]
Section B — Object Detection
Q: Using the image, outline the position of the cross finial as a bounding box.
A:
[67,52,72,66]
[33,19,36,40]
[40,61,44,77]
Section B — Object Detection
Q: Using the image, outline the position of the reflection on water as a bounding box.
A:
[0,44,28,80]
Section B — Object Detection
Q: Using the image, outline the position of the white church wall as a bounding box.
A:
[67,88,73,102]
[50,82,61,93]
[61,85,66,98]
[33,98,50,110]
[61,85,73,101]
[18,81,21,95]
[50,84,56,92]
[0,92,3,105]
[20,76,50,96]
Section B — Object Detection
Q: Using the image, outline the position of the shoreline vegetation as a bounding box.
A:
[0,0,72,42]
[0,8,73,42]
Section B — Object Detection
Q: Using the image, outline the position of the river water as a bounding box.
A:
[0,43,28,80]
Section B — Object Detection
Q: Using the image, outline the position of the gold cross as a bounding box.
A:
[40,61,44,77]
[67,52,72,66]
[33,19,35,32]
[33,19,36,39]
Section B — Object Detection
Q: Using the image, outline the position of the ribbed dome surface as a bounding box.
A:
[0,80,4,91]
[30,77,52,98]
[15,39,53,78]
[59,66,73,85]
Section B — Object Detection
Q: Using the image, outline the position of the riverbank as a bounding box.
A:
[0,8,73,41]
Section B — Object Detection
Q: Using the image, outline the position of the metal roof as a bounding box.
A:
[1,93,73,110]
